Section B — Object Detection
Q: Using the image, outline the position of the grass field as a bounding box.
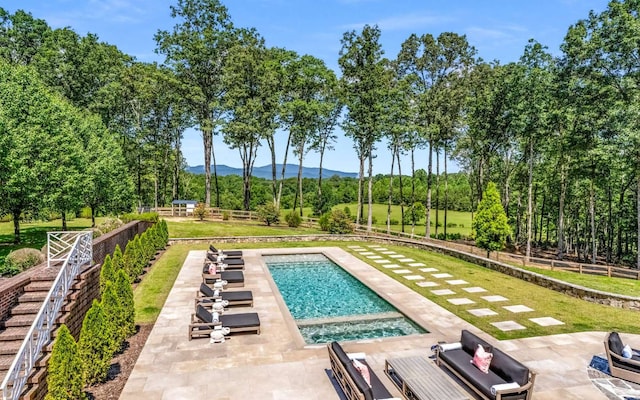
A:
[0,217,107,267]
[287,202,473,236]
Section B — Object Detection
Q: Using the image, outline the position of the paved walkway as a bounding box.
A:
[120,247,636,399]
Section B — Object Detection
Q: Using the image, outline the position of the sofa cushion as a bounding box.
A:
[472,344,493,373]
[440,348,506,398]
[609,332,624,356]
[330,342,352,369]
[346,362,373,400]
[461,330,492,355]
[490,348,530,387]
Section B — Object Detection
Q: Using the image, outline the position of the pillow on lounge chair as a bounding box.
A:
[623,344,633,359]
[352,358,371,386]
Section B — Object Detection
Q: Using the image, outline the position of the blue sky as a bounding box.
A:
[11,0,610,174]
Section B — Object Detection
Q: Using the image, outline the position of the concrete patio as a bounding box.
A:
[119,247,636,399]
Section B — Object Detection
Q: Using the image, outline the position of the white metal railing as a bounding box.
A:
[1,231,93,400]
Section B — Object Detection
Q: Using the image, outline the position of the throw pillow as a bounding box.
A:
[352,359,371,386]
[623,344,633,359]
[471,344,493,374]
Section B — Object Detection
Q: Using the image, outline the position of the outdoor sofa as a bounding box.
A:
[604,331,640,384]
[436,330,536,400]
[327,341,400,400]
[188,304,260,340]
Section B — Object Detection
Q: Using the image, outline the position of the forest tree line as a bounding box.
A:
[1,1,640,266]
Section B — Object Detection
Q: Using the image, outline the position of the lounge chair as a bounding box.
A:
[206,252,245,265]
[202,270,244,288]
[203,260,244,271]
[208,244,243,258]
[605,331,640,384]
[195,282,253,308]
[188,304,260,340]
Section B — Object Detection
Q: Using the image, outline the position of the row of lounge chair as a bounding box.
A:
[188,245,261,340]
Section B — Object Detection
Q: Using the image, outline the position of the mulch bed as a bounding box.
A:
[85,323,153,400]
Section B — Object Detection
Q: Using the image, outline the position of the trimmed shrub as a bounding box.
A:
[46,325,85,400]
[285,211,302,228]
[115,269,135,338]
[112,244,124,271]
[222,211,230,221]
[1,248,44,277]
[101,282,123,353]
[318,212,330,231]
[78,300,112,386]
[193,203,207,221]
[99,255,115,296]
[256,203,280,226]
[327,210,354,234]
[120,212,158,223]
[389,219,399,226]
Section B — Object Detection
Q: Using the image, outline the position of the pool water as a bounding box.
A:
[264,253,426,344]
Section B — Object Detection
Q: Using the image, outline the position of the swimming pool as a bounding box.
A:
[264,253,426,344]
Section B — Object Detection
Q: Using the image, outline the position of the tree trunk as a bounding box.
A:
[636,176,640,268]
[590,175,596,264]
[387,145,396,234]
[202,127,212,206]
[367,147,374,231]
[212,139,220,208]
[444,147,449,239]
[398,151,405,233]
[276,132,293,207]
[61,211,67,231]
[425,133,433,239]
[12,210,21,244]
[357,155,365,226]
[297,149,304,217]
[435,149,440,237]
[266,136,278,205]
[557,161,567,259]
[525,139,534,261]
[411,149,416,236]
[91,205,96,228]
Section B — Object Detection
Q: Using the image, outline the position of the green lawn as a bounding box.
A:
[0,217,107,266]
[166,219,323,238]
[287,202,472,236]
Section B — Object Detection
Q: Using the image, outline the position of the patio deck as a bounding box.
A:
[120,247,630,399]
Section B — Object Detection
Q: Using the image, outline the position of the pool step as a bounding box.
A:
[296,312,403,326]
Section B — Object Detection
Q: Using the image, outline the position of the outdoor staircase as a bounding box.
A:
[0,274,57,395]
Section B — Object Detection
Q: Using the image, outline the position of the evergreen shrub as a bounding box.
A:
[285,211,302,228]
[45,325,85,400]
[1,248,44,276]
[78,300,112,386]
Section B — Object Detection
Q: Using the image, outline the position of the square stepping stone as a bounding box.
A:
[399,258,415,262]
[419,267,438,273]
[417,281,439,287]
[381,251,396,255]
[529,317,564,326]
[448,298,475,305]
[432,273,453,279]
[431,289,455,295]
[360,252,374,255]
[468,308,498,317]
[491,321,526,331]
[374,259,391,264]
[389,254,405,258]
[367,255,382,259]
[408,262,426,267]
[481,295,508,302]
[392,269,412,274]
[382,264,401,269]
[503,305,534,313]
[446,279,469,285]
[347,245,363,249]
[375,248,388,251]
[404,275,425,281]
[463,287,487,293]
[367,245,382,248]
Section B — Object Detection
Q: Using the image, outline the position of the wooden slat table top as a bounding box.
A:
[386,355,470,400]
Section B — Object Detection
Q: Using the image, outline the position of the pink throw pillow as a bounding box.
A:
[208,264,217,275]
[352,359,371,386]
[471,344,493,374]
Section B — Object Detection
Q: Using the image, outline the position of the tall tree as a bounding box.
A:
[397,32,476,239]
[0,8,50,65]
[473,182,511,257]
[155,0,236,207]
[339,24,387,230]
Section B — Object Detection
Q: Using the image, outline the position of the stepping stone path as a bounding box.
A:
[349,244,564,332]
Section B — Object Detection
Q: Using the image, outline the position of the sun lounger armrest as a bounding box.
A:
[609,350,640,367]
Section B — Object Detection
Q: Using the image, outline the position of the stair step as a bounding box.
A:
[0,354,15,371]
[0,341,21,355]
[18,291,48,303]
[23,281,52,292]
[0,327,29,341]
[10,303,40,316]
[2,315,35,328]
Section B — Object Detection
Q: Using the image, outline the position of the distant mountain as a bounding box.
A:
[186,164,358,179]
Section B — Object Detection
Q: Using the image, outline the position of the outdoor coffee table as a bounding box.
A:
[384,355,470,400]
